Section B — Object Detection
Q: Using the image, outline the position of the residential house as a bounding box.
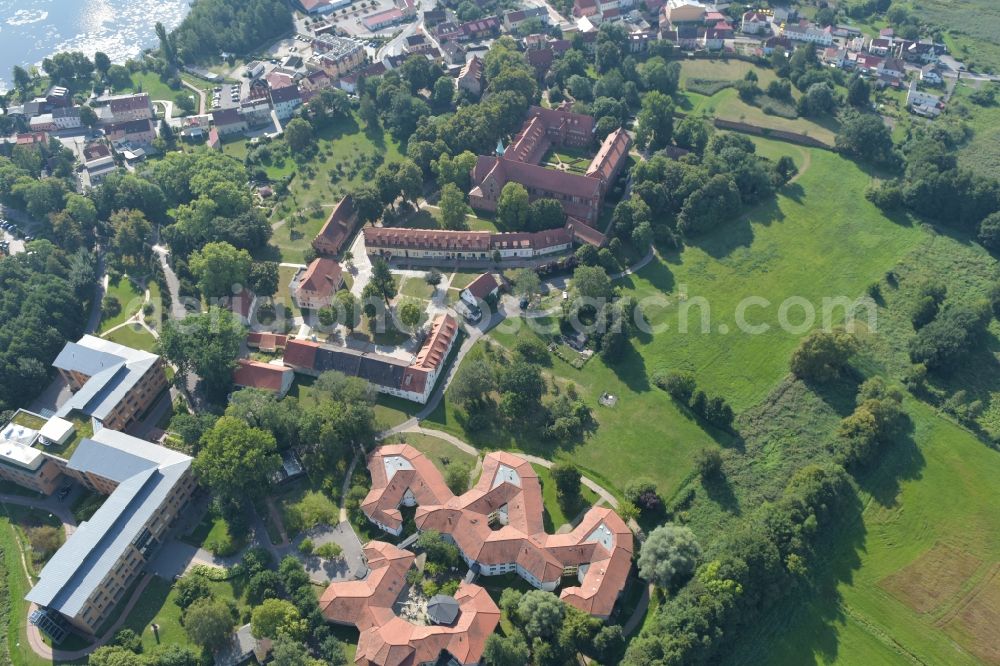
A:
[503,6,548,30]
[879,57,906,79]
[269,85,302,120]
[232,359,295,397]
[247,332,289,353]
[108,93,154,123]
[211,108,248,137]
[105,118,156,144]
[405,33,435,54]
[822,47,847,67]
[662,0,706,24]
[920,63,942,84]
[781,20,833,46]
[906,80,942,116]
[292,257,344,310]
[457,55,484,96]
[868,37,892,56]
[460,273,501,307]
[308,35,366,78]
[53,107,82,130]
[440,40,467,65]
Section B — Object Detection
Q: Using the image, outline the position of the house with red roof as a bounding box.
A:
[292,257,344,310]
[460,273,501,307]
[232,359,294,397]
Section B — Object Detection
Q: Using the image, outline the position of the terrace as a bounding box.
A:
[31,411,93,460]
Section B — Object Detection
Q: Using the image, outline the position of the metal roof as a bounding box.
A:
[26,428,191,618]
[53,336,159,422]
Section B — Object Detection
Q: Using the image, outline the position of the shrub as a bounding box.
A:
[298,538,314,555]
[694,448,723,479]
[653,369,696,403]
[314,542,342,559]
[102,295,122,318]
[685,78,733,95]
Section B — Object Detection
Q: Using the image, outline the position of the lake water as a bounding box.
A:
[0,0,190,93]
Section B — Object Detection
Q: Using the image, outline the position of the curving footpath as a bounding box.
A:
[0,494,157,661]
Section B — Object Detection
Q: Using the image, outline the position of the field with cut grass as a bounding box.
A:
[104,323,157,353]
[99,276,145,333]
[425,143,924,495]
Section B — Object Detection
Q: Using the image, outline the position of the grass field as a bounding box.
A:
[397,432,477,475]
[99,276,145,333]
[103,324,157,352]
[906,0,1000,73]
[532,463,599,532]
[732,400,1000,666]
[675,60,839,145]
[121,574,248,654]
[951,79,1000,182]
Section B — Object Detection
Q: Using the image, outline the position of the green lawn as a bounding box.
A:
[951,80,1000,182]
[532,464,599,533]
[729,400,1000,666]
[680,87,839,146]
[122,72,190,107]
[398,276,436,300]
[277,264,305,320]
[103,324,157,353]
[121,575,248,654]
[36,411,93,460]
[99,276,145,333]
[398,432,477,475]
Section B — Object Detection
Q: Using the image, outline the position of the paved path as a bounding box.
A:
[84,255,107,334]
[181,79,206,115]
[622,583,653,635]
[26,574,155,661]
[0,494,77,537]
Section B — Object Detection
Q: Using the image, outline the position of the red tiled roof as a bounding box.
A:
[313,196,357,255]
[296,257,343,301]
[462,273,500,301]
[109,93,151,114]
[283,338,321,368]
[413,314,457,372]
[585,127,632,183]
[233,359,292,393]
[247,332,288,352]
[321,541,500,666]
[566,217,606,247]
[359,445,634,620]
[364,227,492,252]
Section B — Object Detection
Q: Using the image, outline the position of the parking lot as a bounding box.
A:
[1,218,28,256]
[209,82,244,111]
